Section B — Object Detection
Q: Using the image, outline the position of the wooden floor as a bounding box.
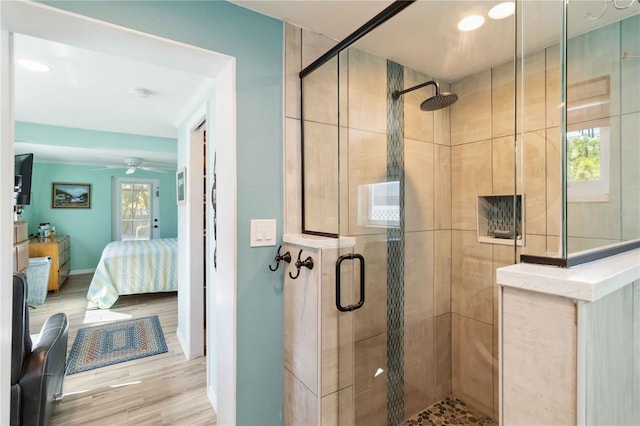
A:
[29,274,216,425]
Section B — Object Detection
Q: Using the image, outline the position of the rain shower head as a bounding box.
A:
[392,80,458,111]
[420,91,458,111]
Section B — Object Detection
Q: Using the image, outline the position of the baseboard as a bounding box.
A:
[208,384,217,413]
[70,268,95,275]
[176,327,190,359]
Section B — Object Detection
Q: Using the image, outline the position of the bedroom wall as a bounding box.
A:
[42,1,284,424]
[16,122,178,271]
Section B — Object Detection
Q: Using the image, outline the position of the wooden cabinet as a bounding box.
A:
[29,235,70,291]
[13,221,29,274]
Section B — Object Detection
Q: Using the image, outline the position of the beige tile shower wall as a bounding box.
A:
[286,22,455,422]
[448,45,549,419]
[447,17,639,418]
[402,64,453,411]
[283,245,319,396]
[354,333,388,426]
[321,247,354,398]
[404,68,435,143]
[348,48,387,134]
[451,314,493,417]
[284,23,301,234]
[347,128,387,237]
[284,24,348,235]
[451,69,492,145]
[405,139,435,232]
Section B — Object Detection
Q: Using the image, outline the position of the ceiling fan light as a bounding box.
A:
[126,166,136,174]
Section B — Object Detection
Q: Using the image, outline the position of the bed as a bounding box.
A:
[87,238,178,309]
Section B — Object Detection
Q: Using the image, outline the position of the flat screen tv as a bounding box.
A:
[14,153,33,206]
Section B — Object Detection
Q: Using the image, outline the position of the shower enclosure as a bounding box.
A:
[283,0,640,424]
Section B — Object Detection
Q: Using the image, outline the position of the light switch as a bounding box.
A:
[250,219,277,247]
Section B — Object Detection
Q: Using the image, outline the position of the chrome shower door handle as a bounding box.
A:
[335,253,365,312]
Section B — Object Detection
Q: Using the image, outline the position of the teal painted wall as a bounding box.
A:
[16,123,178,271]
[16,121,177,155]
[43,2,285,424]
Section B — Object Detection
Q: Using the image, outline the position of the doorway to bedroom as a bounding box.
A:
[1,1,238,423]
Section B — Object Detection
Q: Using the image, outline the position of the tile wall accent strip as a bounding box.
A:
[387,59,406,426]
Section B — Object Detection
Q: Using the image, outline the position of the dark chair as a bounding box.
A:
[11,272,69,426]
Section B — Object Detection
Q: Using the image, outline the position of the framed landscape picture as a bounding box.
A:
[52,183,92,208]
[176,167,186,205]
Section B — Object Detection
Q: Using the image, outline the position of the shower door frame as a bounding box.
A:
[299,0,415,238]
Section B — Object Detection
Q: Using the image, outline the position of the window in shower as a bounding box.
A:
[357,180,400,228]
[567,123,610,202]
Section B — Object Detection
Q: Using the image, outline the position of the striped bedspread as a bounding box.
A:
[87,238,178,309]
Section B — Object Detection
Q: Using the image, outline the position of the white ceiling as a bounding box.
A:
[13,33,212,170]
[12,0,639,169]
[233,0,638,82]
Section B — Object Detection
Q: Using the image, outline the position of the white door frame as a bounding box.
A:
[111,176,161,241]
[0,2,237,424]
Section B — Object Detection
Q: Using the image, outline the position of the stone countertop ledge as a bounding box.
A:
[496,249,640,302]
[283,233,356,250]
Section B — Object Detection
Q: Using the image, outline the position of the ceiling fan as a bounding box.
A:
[93,157,168,174]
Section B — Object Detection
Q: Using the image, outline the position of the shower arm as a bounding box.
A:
[391,80,440,99]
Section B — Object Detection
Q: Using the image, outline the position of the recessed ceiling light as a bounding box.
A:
[128,87,153,98]
[17,59,50,73]
[458,15,485,32]
[489,2,515,20]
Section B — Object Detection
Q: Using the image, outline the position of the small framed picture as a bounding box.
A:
[176,167,186,205]
[52,183,92,208]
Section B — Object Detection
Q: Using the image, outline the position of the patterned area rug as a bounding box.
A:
[66,315,168,375]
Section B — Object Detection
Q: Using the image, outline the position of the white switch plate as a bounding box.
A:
[250,219,277,247]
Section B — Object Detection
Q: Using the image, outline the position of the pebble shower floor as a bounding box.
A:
[400,397,496,426]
